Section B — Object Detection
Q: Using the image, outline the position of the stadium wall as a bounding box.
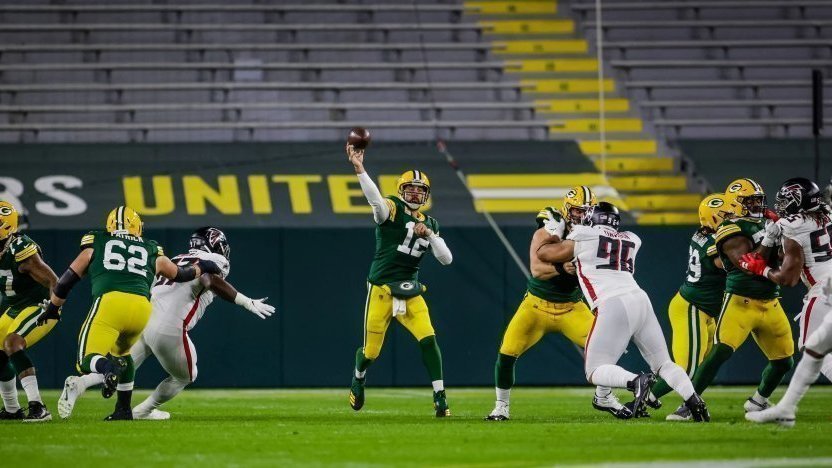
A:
[24,226,806,389]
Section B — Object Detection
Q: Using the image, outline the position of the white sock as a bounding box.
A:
[0,378,19,412]
[595,386,612,398]
[78,373,105,391]
[819,354,832,382]
[496,387,510,404]
[590,365,637,388]
[354,369,366,379]
[20,375,41,404]
[779,353,823,412]
[431,380,444,392]
[142,376,189,411]
[89,355,105,374]
[751,390,767,404]
[657,362,695,400]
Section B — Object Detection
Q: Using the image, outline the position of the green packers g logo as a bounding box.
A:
[727,183,743,193]
[707,198,724,208]
[400,282,414,291]
[0,206,12,216]
[566,189,577,199]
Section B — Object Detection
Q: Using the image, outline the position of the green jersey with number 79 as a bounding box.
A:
[368,196,440,285]
[81,230,165,298]
[677,231,725,317]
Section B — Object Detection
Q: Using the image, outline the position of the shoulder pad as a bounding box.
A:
[80,231,96,250]
[714,221,743,244]
[10,234,39,263]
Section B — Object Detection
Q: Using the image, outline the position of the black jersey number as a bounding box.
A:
[596,236,636,273]
[810,225,832,262]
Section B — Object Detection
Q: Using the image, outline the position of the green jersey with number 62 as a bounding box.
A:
[81,230,164,298]
[368,196,440,285]
[0,234,50,318]
[714,218,779,300]
[678,231,725,317]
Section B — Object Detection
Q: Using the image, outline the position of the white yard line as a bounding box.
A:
[567,458,832,468]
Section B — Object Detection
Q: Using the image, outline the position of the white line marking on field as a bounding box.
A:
[567,458,832,468]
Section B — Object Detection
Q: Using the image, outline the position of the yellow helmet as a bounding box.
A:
[698,193,741,231]
[562,185,597,224]
[106,206,143,237]
[725,178,766,218]
[396,170,431,210]
[0,201,19,242]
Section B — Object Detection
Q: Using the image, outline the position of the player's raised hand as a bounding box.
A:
[243,296,275,319]
[36,300,61,325]
[413,222,433,238]
[346,143,365,173]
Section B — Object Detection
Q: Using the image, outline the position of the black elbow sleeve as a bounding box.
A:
[173,265,197,283]
[53,269,80,299]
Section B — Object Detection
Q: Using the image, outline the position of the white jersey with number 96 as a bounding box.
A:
[567,224,643,309]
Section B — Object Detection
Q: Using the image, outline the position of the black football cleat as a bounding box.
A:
[349,376,365,411]
[0,408,24,420]
[685,394,710,423]
[626,372,657,417]
[434,390,450,417]
[104,405,133,421]
[23,401,52,423]
[101,357,126,399]
[622,400,649,419]
[645,392,662,410]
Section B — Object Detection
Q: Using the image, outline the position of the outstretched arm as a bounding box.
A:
[537,239,575,264]
[199,274,275,319]
[155,255,219,282]
[721,236,754,270]
[347,143,391,224]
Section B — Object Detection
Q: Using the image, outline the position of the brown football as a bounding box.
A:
[347,127,371,150]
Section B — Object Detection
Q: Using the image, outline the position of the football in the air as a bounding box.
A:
[348,127,371,149]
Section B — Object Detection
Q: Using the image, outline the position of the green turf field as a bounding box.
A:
[6,387,832,467]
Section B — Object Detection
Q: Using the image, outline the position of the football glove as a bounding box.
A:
[761,220,782,248]
[543,215,566,238]
[36,301,61,326]
[739,252,768,277]
[235,294,275,319]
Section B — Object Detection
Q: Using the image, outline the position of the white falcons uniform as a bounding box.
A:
[131,250,230,383]
[778,214,832,350]
[567,225,687,384]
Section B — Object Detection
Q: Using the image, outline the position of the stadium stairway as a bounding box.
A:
[465,0,701,225]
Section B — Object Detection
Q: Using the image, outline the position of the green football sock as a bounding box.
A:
[757,356,794,398]
[650,378,673,399]
[418,336,443,382]
[354,347,373,375]
[691,343,734,395]
[0,360,14,382]
[495,353,517,390]
[119,356,135,384]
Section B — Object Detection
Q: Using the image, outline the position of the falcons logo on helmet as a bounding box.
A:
[779,184,803,206]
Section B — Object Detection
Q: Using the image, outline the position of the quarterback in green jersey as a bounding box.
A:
[652,193,740,420]
[687,179,795,416]
[345,143,454,417]
[39,206,221,421]
[0,201,59,421]
[485,186,629,421]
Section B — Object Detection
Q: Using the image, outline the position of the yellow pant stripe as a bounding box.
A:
[362,282,372,351]
[714,292,732,343]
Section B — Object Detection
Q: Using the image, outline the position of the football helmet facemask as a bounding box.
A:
[190,226,230,260]
[397,170,431,210]
[562,185,597,225]
[725,178,766,219]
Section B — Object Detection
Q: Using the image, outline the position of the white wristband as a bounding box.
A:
[762,266,772,278]
[234,292,251,306]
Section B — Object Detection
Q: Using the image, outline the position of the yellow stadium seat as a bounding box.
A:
[494,40,588,55]
[524,79,615,94]
[636,212,700,225]
[480,20,574,34]
[535,99,630,114]
[624,194,703,211]
[509,59,599,73]
[466,1,557,15]
[551,119,643,133]
[593,157,674,173]
[578,140,658,156]
[609,176,687,192]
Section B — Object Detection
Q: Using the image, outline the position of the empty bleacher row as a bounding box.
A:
[567,0,832,139]
[0,0,582,143]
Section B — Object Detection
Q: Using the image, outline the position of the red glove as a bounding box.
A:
[764,208,780,222]
[739,252,768,276]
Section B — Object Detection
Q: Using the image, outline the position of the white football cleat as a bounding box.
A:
[484,401,510,421]
[58,376,81,419]
[133,408,171,420]
[744,396,771,413]
[745,404,795,428]
[592,393,633,419]
[665,404,692,421]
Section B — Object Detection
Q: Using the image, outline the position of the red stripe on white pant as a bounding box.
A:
[181,292,204,382]
[803,296,818,347]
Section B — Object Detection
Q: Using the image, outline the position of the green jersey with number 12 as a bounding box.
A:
[81,230,165,298]
[367,196,439,285]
